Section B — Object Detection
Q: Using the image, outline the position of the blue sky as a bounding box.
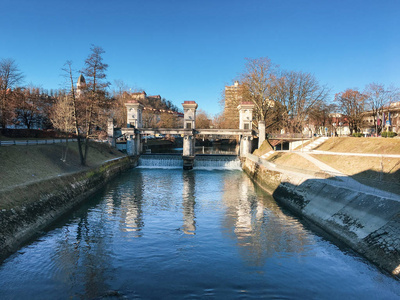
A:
[1,0,399,115]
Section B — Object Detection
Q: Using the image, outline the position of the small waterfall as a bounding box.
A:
[138,154,241,170]
[194,155,241,170]
[138,154,183,168]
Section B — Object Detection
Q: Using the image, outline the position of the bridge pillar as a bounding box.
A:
[182,134,195,169]
[107,118,115,147]
[258,120,266,148]
[126,131,141,156]
[239,136,253,156]
[183,135,195,157]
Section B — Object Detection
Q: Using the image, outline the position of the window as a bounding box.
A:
[186,122,192,129]
[244,123,249,129]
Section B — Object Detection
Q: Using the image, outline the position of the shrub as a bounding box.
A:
[381,131,397,138]
[352,132,363,137]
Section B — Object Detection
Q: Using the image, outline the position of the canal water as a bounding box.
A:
[0,165,399,299]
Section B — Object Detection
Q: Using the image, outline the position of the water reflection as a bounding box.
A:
[111,171,144,236]
[222,175,313,266]
[0,168,399,299]
[51,203,114,298]
[182,172,196,235]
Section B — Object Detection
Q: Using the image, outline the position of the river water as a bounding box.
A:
[0,165,399,299]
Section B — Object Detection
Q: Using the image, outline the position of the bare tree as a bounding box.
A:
[62,61,86,165]
[335,89,367,134]
[50,91,75,162]
[11,86,54,129]
[156,113,178,128]
[239,57,278,127]
[142,109,157,128]
[76,45,110,165]
[364,83,399,135]
[308,102,336,135]
[0,58,24,128]
[111,79,130,127]
[273,70,329,134]
[195,109,212,129]
[80,45,110,133]
[212,112,225,129]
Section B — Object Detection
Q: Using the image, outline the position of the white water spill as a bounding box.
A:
[194,155,241,170]
[138,154,183,169]
[138,154,241,170]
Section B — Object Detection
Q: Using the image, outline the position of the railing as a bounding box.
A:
[267,133,313,139]
[0,139,78,146]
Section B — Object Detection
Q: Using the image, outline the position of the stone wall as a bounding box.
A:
[242,156,400,278]
[0,156,138,262]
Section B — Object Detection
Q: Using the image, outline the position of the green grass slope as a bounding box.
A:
[0,142,125,191]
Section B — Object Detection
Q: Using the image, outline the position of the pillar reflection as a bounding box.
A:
[182,172,196,235]
[114,171,144,236]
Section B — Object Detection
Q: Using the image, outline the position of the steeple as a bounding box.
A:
[77,74,86,88]
[76,74,86,97]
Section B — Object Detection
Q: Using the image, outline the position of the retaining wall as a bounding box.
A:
[242,155,400,278]
[0,156,138,262]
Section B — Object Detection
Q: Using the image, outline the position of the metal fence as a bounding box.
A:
[0,138,78,146]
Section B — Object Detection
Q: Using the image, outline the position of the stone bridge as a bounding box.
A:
[108,101,264,169]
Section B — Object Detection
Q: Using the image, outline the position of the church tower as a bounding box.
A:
[76,74,86,97]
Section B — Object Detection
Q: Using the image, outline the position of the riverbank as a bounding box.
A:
[0,142,138,261]
[0,141,126,191]
[242,153,400,277]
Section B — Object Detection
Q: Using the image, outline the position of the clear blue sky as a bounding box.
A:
[1,0,399,115]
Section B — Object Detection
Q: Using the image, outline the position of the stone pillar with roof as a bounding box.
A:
[125,101,143,128]
[237,102,254,157]
[182,101,198,169]
[124,100,143,155]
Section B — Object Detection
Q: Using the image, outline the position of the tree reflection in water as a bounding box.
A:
[221,175,314,267]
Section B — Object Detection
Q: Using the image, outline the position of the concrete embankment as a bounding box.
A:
[242,154,400,278]
[0,156,138,261]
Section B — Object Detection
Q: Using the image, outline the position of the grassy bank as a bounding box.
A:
[0,141,125,191]
[256,137,400,194]
[315,137,400,154]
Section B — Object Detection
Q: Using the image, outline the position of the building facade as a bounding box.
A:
[361,101,400,135]
[224,81,242,128]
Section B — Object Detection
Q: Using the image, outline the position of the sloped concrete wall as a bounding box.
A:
[242,157,400,277]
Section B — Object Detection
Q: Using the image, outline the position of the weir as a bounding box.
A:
[138,154,241,170]
[110,100,255,169]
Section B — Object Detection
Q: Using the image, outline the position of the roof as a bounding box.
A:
[77,74,85,85]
